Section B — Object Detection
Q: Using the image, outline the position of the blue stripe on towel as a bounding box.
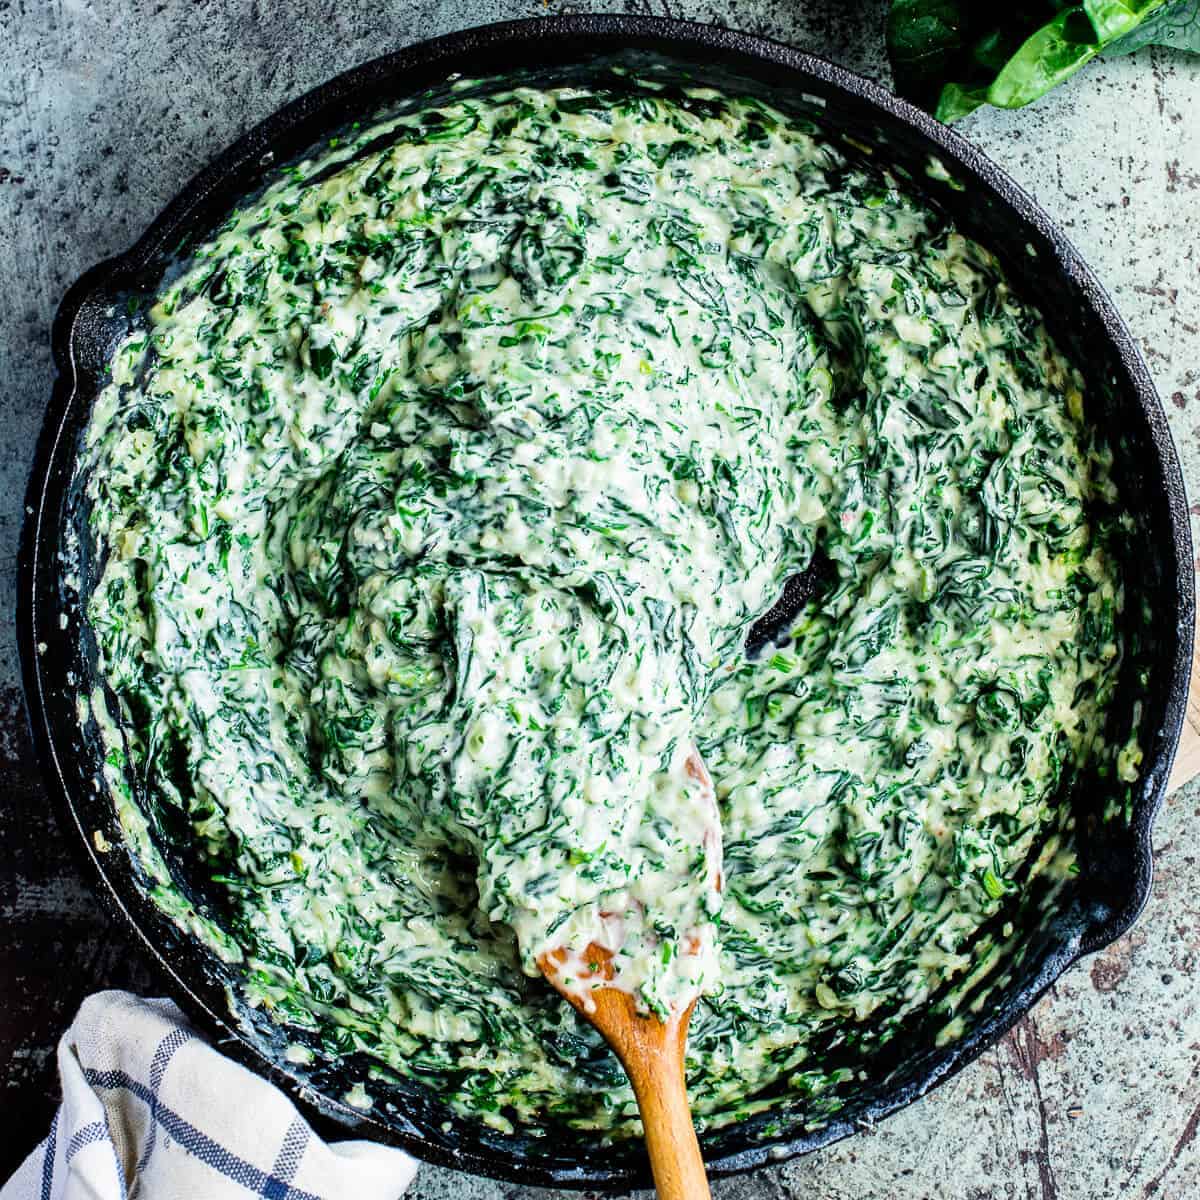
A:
[83,1069,321,1200]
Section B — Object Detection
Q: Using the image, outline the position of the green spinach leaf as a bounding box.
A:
[1106,0,1200,51]
[888,0,1199,121]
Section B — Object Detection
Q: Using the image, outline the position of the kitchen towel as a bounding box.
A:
[0,990,418,1200]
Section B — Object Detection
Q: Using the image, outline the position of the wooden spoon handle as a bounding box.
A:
[538,945,713,1199]
[623,1042,711,1200]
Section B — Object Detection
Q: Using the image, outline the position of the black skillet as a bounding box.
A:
[18,14,1194,1191]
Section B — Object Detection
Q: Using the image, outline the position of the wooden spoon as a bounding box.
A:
[539,945,711,1200]
[538,749,718,1200]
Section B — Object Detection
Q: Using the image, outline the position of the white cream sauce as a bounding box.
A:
[82,75,1129,1135]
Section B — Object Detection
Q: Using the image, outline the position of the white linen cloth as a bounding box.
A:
[1,991,418,1200]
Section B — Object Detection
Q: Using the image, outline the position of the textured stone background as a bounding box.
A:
[2,2,1199,1197]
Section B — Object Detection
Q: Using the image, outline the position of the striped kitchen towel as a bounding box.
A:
[1,990,418,1200]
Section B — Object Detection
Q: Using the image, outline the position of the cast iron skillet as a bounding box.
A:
[18,14,1194,1190]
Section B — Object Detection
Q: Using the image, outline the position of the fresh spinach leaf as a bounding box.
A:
[888,0,1199,121]
[1106,0,1200,52]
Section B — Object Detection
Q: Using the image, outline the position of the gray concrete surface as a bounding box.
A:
[2,2,1200,1198]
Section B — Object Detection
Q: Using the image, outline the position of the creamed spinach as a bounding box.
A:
[84,74,1131,1136]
